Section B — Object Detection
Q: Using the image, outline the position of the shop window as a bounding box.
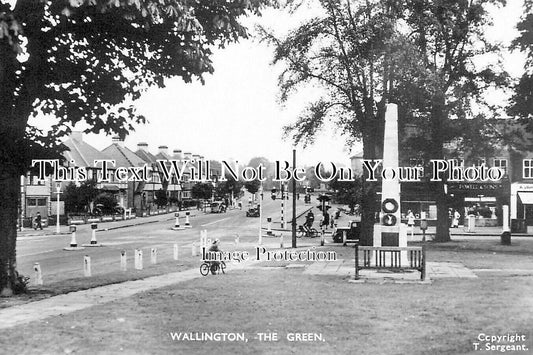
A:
[37,198,47,206]
[493,159,507,174]
[523,159,533,178]
[27,198,37,206]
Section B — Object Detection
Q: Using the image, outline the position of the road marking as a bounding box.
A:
[201,217,231,227]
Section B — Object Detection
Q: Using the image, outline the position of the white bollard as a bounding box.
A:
[184,211,192,228]
[33,263,43,286]
[120,250,127,271]
[200,230,208,248]
[172,212,185,230]
[320,230,325,246]
[84,255,91,277]
[64,225,85,250]
[267,218,273,236]
[503,205,510,232]
[280,234,284,248]
[83,223,102,247]
[150,248,157,264]
[235,234,239,246]
[135,249,143,270]
[191,243,197,257]
[70,230,78,247]
[173,244,179,261]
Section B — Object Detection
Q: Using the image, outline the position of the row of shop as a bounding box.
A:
[398,181,532,229]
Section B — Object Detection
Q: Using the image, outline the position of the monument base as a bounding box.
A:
[370,223,409,266]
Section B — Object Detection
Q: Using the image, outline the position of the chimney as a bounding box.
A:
[158,145,168,156]
[192,154,200,162]
[184,152,192,160]
[173,149,183,160]
[137,142,149,152]
[112,136,124,147]
[200,155,205,162]
[71,131,83,142]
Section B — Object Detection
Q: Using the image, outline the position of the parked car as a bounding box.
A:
[332,221,360,243]
[210,201,227,213]
[246,206,260,217]
[93,204,124,216]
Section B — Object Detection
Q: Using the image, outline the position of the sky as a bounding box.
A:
[81,5,349,167]
[24,1,526,167]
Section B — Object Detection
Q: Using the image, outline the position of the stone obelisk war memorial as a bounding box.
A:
[373,103,408,254]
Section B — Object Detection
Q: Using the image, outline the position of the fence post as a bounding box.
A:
[354,243,359,280]
[421,244,426,281]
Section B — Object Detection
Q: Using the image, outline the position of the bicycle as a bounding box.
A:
[200,260,226,276]
[297,225,319,238]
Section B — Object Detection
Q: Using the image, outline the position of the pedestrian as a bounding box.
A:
[34,212,43,230]
[305,211,314,228]
[322,211,330,229]
[452,210,461,228]
[406,210,415,238]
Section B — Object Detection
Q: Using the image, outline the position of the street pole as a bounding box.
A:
[258,181,263,245]
[55,182,61,234]
[281,183,285,229]
[292,149,297,248]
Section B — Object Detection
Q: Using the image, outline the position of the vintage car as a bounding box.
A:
[210,201,227,213]
[246,206,260,217]
[332,221,361,243]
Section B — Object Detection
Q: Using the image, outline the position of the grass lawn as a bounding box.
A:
[1,239,532,355]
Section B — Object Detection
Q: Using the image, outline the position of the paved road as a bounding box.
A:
[16,198,316,284]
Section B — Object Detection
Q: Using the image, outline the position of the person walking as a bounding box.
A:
[407,210,415,238]
[34,212,43,230]
[452,210,461,228]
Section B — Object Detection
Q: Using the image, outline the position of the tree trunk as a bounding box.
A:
[431,90,451,242]
[359,112,381,246]
[0,172,24,296]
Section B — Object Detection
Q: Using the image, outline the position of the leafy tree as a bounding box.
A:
[244,180,261,195]
[215,174,244,200]
[509,0,533,118]
[259,0,406,244]
[191,183,214,200]
[262,0,506,244]
[328,177,362,214]
[63,180,99,214]
[247,156,275,189]
[400,0,507,242]
[94,193,118,214]
[0,0,272,295]
[155,189,168,208]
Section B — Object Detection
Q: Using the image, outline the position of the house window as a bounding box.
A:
[37,198,47,206]
[475,158,486,167]
[27,198,37,206]
[523,159,533,178]
[493,159,507,175]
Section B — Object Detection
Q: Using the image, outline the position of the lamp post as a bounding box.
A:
[55,182,62,234]
[258,181,263,245]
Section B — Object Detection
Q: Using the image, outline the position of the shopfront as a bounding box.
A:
[510,183,533,225]
[446,182,508,227]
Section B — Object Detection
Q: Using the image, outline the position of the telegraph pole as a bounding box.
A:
[292,149,297,248]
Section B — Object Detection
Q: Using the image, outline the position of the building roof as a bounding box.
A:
[63,132,111,167]
[135,149,158,164]
[102,143,146,167]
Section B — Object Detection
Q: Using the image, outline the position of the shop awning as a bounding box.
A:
[518,192,533,205]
